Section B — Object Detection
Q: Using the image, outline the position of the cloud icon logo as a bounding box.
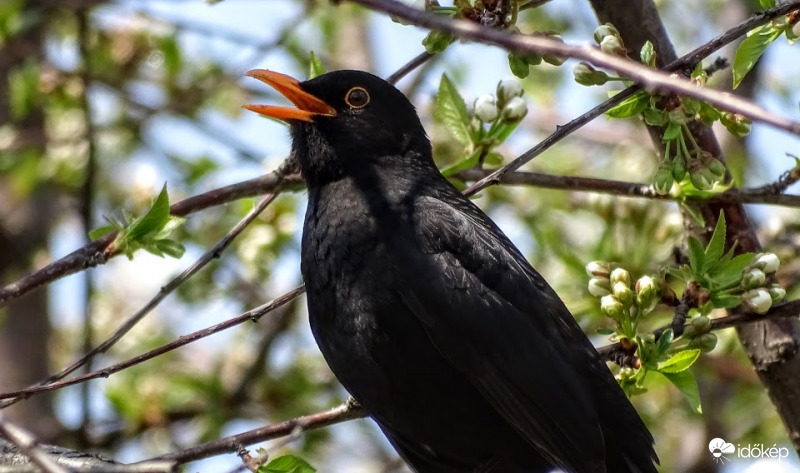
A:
[708,438,735,462]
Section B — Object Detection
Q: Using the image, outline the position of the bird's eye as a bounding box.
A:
[345,87,370,109]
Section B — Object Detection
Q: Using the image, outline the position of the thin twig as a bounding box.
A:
[149,399,366,465]
[386,51,434,84]
[0,286,305,401]
[454,169,800,207]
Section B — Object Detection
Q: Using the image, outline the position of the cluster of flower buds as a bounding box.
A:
[586,262,660,327]
[471,79,528,124]
[682,315,717,352]
[741,252,785,314]
[594,23,626,56]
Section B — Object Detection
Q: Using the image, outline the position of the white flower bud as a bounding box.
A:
[753,252,780,274]
[585,261,611,279]
[610,268,631,286]
[613,281,634,306]
[768,285,786,302]
[496,79,523,104]
[601,295,625,321]
[473,95,499,122]
[741,268,766,289]
[588,277,611,297]
[593,23,620,44]
[743,289,772,314]
[502,97,528,122]
[635,276,658,313]
[600,35,626,56]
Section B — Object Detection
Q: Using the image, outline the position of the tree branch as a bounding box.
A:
[149,399,366,465]
[347,0,800,136]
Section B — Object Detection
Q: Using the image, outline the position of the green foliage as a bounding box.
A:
[258,455,316,473]
[308,51,326,79]
[733,24,783,89]
[434,74,472,147]
[8,59,40,120]
[91,184,186,260]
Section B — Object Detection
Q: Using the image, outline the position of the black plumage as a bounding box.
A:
[245,69,658,473]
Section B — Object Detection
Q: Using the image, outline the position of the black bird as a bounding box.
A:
[245,69,658,473]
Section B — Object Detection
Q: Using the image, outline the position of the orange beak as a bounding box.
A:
[243,69,336,122]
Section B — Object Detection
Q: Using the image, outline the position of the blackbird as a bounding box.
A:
[245,69,658,473]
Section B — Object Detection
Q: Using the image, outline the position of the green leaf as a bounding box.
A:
[508,53,530,79]
[88,224,116,240]
[640,40,655,67]
[434,74,472,147]
[605,91,649,118]
[150,239,186,259]
[710,293,743,309]
[441,149,481,176]
[708,252,754,287]
[596,328,616,335]
[687,236,706,273]
[258,454,316,473]
[126,184,171,241]
[308,51,326,79]
[704,212,726,264]
[733,24,782,89]
[422,30,455,54]
[160,36,182,81]
[655,329,674,355]
[662,122,682,142]
[658,349,701,373]
[661,370,702,413]
[759,0,776,9]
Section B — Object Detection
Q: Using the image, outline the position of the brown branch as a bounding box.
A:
[0,165,304,307]
[597,299,800,361]
[149,399,366,465]
[454,169,800,207]
[386,51,434,85]
[347,0,800,136]
[0,286,305,401]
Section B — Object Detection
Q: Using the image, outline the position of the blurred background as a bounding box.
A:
[1,0,800,471]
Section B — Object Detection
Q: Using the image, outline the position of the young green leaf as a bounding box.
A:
[89,224,116,240]
[662,122,682,142]
[662,370,702,413]
[126,184,171,242]
[308,51,326,79]
[640,40,655,67]
[441,149,481,176]
[605,91,648,118]
[733,24,782,89]
[258,454,316,473]
[704,212,726,264]
[758,0,776,9]
[687,236,706,274]
[658,349,701,374]
[508,53,530,79]
[434,74,472,147]
[708,252,754,287]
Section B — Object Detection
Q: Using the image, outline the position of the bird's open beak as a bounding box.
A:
[244,69,336,122]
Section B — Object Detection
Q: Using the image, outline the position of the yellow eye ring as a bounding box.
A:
[345,87,370,109]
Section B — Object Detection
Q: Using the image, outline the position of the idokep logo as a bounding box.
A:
[708,437,791,464]
[709,438,736,464]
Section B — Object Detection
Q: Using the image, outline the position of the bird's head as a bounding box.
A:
[245,69,431,186]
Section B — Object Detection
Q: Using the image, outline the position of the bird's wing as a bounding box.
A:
[397,192,610,472]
